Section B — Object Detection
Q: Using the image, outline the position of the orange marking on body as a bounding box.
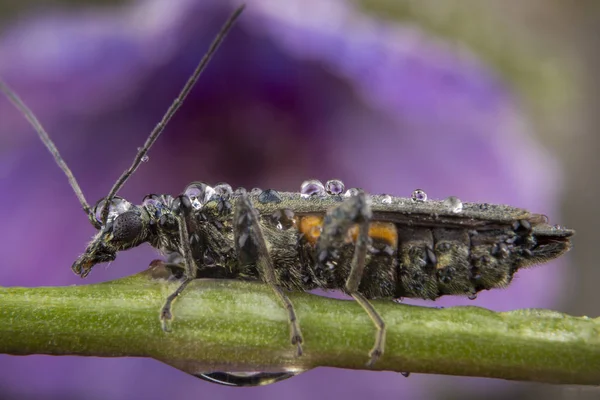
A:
[297,215,324,245]
[298,216,397,248]
[349,222,398,247]
[368,222,398,247]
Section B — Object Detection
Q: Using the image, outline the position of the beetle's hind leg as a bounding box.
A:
[234,194,303,356]
[160,195,198,332]
[317,191,386,367]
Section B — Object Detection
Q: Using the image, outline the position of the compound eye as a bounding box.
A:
[112,211,143,242]
[93,197,133,225]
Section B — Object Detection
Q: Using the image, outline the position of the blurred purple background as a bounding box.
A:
[0,0,595,399]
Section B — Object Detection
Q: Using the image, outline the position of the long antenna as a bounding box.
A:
[0,80,95,222]
[100,4,245,225]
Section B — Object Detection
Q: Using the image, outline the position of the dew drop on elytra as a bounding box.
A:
[344,188,361,197]
[300,179,326,198]
[325,179,345,195]
[443,196,463,213]
[411,189,427,202]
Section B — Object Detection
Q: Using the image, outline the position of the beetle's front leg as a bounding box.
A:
[160,195,198,331]
[234,193,303,356]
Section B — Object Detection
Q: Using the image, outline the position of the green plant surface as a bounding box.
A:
[0,265,598,385]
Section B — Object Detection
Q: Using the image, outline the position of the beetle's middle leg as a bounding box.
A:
[160,195,198,331]
[234,193,303,356]
[317,191,386,367]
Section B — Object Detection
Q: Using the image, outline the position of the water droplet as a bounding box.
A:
[142,194,162,208]
[214,183,233,199]
[344,188,361,197]
[93,196,133,224]
[468,292,478,300]
[325,179,345,195]
[382,245,394,256]
[184,182,215,210]
[443,196,463,213]
[381,194,392,204]
[493,243,510,259]
[272,208,295,230]
[309,225,322,236]
[250,187,262,196]
[400,372,411,378]
[258,189,282,204]
[136,148,149,162]
[300,179,325,198]
[411,189,427,202]
[161,194,174,207]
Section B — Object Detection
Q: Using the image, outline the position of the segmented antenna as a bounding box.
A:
[100,4,245,225]
[0,80,95,222]
[0,4,245,230]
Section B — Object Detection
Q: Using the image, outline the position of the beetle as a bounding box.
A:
[0,4,574,387]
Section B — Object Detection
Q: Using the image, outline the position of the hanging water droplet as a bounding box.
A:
[468,292,478,300]
[381,194,392,204]
[411,189,427,202]
[443,196,463,213]
[300,179,325,198]
[400,372,411,378]
[344,188,361,197]
[184,182,215,210]
[325,179,345,195]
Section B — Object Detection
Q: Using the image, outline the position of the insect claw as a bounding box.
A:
[160,308,173,332]
[290,331,304,356]
[161,319,172,333]
[366,349,383,368]
[295,343,303,357]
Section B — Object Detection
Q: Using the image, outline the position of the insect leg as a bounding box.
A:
[317,192,386,367]
[160,195,198,331]
[234,194,303,356]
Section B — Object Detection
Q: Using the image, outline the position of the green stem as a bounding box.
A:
[1,264,598,385]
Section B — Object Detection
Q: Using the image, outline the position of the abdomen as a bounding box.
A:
[294,213,571,300]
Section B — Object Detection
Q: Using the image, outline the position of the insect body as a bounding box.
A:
[79,183,574,303]
[0,4,574,387]
[77,180,573,375]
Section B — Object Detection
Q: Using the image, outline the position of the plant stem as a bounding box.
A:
[0,264,598,385]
